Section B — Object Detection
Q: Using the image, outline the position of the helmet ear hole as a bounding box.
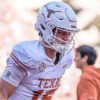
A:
[39,31,43,37]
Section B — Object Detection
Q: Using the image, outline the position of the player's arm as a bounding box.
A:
[0,79,16,100]
[0,43,27,99]
[0,56,26,100]
[77,78,97,100]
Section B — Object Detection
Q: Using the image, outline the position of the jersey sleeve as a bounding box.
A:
[10,42,30,68]
[1,43,28,87]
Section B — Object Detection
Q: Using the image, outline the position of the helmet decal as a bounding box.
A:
[45,5,61,18]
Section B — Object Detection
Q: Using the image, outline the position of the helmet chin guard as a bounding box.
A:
[35,1,79,54]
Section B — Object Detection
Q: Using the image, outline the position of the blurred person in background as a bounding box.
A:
[0,1,79,100]
[74,45,100,100]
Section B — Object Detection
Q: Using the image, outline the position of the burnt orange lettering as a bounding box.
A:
[44,79,50,88]
[49,79,55,88]
[38,79,44,88]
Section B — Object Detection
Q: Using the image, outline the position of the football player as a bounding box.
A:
[0,1,79,100]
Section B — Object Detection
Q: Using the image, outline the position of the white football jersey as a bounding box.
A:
[1,40,73,100]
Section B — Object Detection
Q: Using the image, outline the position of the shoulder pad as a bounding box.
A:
[10,41,29,68]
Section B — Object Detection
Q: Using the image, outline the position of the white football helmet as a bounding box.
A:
[35,1,79,54]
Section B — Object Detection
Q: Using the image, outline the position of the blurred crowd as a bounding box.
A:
[0,0,100,100]
[0,0,38,70]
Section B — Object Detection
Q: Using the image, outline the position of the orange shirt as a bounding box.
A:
[77,66,100,100]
